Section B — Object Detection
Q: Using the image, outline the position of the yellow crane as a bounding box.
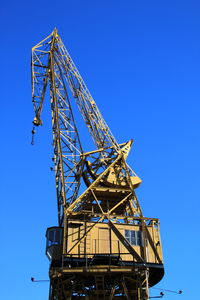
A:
[31,29,164,300]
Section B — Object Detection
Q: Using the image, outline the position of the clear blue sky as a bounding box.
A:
[1,0,200,299]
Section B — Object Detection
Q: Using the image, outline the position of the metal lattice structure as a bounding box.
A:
[31,29,164,300]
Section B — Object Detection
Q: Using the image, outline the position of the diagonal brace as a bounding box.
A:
[108,221,144,263]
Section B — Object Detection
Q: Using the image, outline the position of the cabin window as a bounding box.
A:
[46,227,63,247]
[125,230,142,246]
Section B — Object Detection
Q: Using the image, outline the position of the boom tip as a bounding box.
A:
[52,28,58,35]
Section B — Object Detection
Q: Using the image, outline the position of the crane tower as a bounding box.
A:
[31,29,164,300]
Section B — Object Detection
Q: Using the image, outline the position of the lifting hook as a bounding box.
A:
[31,126,35,145]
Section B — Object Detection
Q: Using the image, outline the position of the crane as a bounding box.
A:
[31,29,164,300]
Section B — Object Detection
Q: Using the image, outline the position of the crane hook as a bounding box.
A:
[31,126,35,145]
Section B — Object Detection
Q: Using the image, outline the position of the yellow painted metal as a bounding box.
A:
[64,220,163,264]
[32,29,164,300]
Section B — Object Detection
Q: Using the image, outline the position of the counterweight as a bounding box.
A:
[32,29,164,300]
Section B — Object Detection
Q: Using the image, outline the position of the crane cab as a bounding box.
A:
[46,227,63,260]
